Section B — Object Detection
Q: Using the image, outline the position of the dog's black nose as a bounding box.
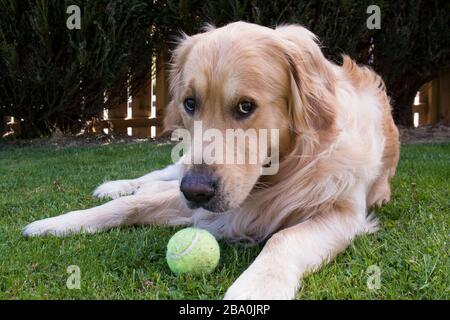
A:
[180,172,216,205]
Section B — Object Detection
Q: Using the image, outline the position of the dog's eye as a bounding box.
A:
[236,100,255,118]
[183,98,196,114]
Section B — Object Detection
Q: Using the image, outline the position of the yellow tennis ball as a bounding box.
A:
[166,227,220,275]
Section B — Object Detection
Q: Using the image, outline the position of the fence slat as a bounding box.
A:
[155,48,168,136]
[108,98,128,136]
[131,80,152,138]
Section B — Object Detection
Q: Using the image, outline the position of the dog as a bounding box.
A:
[23,22,400,299]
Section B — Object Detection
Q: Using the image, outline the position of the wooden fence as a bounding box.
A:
[96,51,168,138]
[3,62,449,136]
[1,51,169,139]
[412,69,450,127]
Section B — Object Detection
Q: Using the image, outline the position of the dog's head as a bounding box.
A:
[165,22,336,212]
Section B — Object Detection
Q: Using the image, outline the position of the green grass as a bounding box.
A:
[0,141,448,299]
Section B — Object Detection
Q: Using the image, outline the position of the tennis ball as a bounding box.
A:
[166,227,220,275]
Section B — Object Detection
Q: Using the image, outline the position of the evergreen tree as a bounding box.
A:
[1,0,449,136]
[0,0,160,137]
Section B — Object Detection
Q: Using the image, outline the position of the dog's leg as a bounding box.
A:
[224,189,377,300]
[23,186,190,237]
[93,160,181,199]
[134,180,179,196]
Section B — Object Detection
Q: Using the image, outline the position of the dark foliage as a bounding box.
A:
[1,0,449,136]
[371,1,450,125]
[0,0,160,137]
[160,0,450,126]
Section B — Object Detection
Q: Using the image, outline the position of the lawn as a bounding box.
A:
[0,141,448,299]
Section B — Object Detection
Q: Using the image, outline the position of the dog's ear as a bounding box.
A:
[276,25,336,133]
[163,34,198,132]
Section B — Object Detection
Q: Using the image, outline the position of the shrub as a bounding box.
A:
[160,0,450,126]
[0,0,160,137]
[1,0,449,135]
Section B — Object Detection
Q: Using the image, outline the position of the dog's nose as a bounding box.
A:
[180,173,216,205]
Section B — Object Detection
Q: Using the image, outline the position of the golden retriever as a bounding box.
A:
[23,22,400,299]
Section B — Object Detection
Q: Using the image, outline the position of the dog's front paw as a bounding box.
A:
[224,264,299,300]
[23,217,68,237]
[22,211,93,237]
[93,179,137,199]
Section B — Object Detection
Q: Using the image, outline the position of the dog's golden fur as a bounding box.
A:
[167,23,399,241]
[24,22,399,299]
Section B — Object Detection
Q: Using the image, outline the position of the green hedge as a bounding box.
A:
[1,0,449,137]
[0,0,160,137]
